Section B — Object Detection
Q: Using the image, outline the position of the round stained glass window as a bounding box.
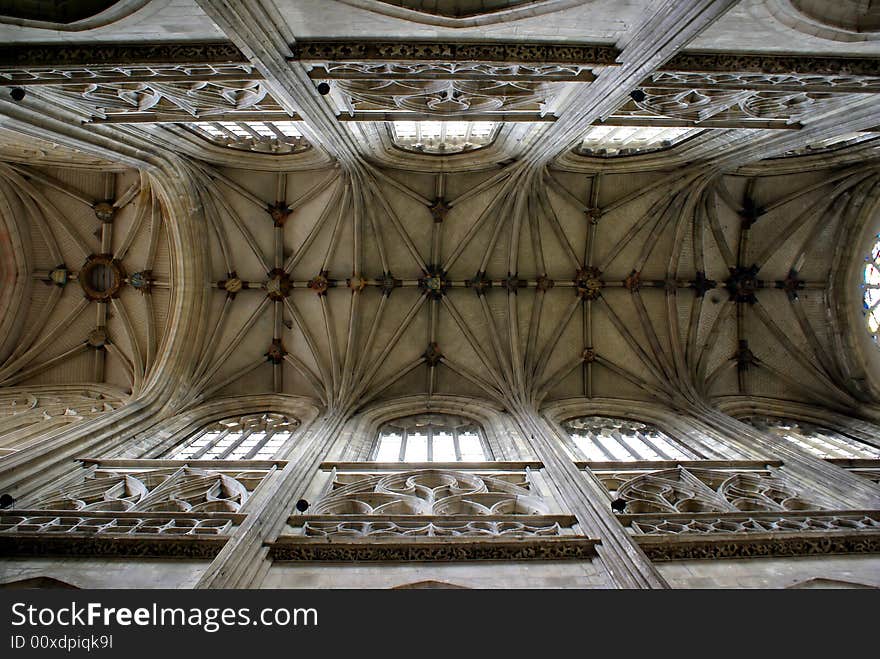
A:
[864,234,880,343]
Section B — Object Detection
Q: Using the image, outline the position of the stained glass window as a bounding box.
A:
[865,234,880,343]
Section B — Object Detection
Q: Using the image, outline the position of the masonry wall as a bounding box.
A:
[261,560,611,589]
[657,555,880,589]
[0,558,210,589]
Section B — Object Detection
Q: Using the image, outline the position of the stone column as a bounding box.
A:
[510,405,669,589]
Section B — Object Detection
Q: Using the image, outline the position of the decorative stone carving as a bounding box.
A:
[291,41,620,66]
[48,79,280,117]
[315,61,593,81]
[269,536,598,561]
[605,466,821,514]
[335,78,547,114]
[304,519,562,537]
[618,86,832,124]
[292,468,579,543]
[419,266,450,299]
[310,470,548,516]
[637,531,880,561]
[648,70,880,94]
[28,467,265,513]
[574,266,603,300]
[265,268,293,300]
[307,271,335,296]
[629,511,880,535]
[0,533,228,559]
[725,265,763,303]
[0,514,233,536]
[662,52,880,77]
[77,254,126,301]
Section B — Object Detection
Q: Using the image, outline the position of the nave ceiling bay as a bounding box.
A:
[182,162,880,414]
[2,153,876,419]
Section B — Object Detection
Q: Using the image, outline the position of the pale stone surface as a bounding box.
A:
[261,560,611,589]
[0,558,210,589]
[658,555,880,589]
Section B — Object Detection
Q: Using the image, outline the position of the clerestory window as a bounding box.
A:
[163,412,299,461]
[186,120,309,154]
[745,416,880,460]
[371,414,490,462]
[389,121,498,154]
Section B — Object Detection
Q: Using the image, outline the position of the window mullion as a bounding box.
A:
[243,428,275,460]
[168,427,208,458]
[591,432,619,460]
[216,428,253,460]
[191,428,231,459]
[612,429,645,460]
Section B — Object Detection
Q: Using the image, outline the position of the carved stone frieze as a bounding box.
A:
[291,41,620,66]
[662,52,880,77]
[0,533,228,559]
[269,536,598,561]
[637,530,880,560]
[0,44,247,69]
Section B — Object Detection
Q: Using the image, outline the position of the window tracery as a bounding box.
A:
[371,414,490,462]
[163,413,299,461]
[745,416,880,459]
[562,416,733,462]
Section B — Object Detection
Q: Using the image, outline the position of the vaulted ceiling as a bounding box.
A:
[0,0,879,420]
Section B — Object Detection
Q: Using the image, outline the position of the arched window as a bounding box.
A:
[163,412,299,461]
[577,125,703,157]
[864,233,880,345]
[187,120,310,154]
[562,416,707,461]
[389,121,498,154]
[745,416,880,460]
[371,414,490,462]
